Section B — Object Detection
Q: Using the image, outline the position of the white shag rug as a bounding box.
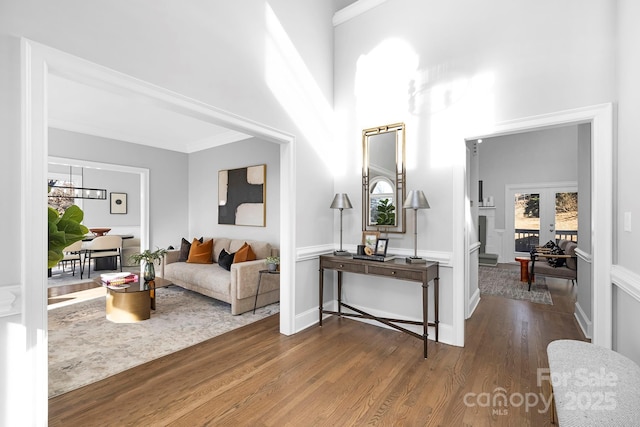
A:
[48,285,279,397]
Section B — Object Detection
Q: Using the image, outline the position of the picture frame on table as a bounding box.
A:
[375,238,389,256]
[362,231,380,252]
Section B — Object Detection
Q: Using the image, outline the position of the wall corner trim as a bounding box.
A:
[0,285,21,317]
[574,301,592,339]
[611,265,640,304]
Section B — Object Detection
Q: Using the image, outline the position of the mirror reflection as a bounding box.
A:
[362,123,406,234]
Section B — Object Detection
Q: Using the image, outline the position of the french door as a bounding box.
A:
[507,183,578,258]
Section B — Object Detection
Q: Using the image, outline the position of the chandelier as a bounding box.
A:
[47,166,107,200]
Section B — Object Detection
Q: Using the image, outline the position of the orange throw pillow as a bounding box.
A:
[187,238,214,264]
[233,242,256,263]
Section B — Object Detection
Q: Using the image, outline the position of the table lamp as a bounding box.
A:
[403,190,430,264]
[330,193,352,256]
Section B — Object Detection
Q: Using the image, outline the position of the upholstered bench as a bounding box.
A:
[547,340,640,426]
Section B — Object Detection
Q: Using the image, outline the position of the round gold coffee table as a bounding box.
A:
[96,276,172,323]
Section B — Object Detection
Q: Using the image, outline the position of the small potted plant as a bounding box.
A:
[265,256,280,272]
[130,247,168,281]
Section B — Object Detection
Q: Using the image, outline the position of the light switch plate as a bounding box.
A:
[624,212,632,232]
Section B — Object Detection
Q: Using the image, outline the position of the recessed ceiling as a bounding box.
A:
[48,74,252,153]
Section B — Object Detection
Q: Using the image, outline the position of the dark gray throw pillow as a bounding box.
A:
[179,237,203,262]
[218,249,235,271]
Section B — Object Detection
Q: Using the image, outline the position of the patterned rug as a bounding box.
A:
[478,266,553,305]
[48,286,279,397]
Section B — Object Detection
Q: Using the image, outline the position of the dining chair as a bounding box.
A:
[58,240,84,278]
[83,235,123,278]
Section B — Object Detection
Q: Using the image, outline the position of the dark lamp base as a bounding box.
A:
[406,256,427,264]
[334,250,351,256]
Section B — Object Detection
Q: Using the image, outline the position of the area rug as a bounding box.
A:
[478,266,553,305]
[48,286,279,397]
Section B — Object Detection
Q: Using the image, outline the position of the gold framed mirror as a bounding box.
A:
[362,123,406,234]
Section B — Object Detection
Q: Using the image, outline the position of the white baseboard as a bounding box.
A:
[574,301,592,339]
[467,288,481,319]
[297,299,457,346]
[295,306,323,332]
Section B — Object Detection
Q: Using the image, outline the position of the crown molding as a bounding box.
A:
[333,0,387,26]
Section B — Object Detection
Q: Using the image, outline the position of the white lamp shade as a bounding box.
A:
[330,193,353,209]
[403,190,430,209]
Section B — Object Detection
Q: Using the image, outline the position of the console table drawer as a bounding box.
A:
[322,260,366,274]
[367,265,424,281]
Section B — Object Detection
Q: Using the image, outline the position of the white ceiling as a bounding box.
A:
[48,74,252,153]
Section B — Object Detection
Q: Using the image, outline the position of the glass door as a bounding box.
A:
[553,191,578,243]
[514,192,541,252]
[509,185,577,258]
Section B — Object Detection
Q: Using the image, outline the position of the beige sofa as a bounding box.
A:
[159,238,279,315]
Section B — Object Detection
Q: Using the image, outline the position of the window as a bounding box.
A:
[369,177,395,225]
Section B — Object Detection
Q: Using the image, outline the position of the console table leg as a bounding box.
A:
[423,282,429,358]
[319,267,324,326]
[338,271,343,316]
[435,275,440,342]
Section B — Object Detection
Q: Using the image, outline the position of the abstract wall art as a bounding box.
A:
[218,164,266,226]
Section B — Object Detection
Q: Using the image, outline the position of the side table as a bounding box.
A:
[254,269,279,314]
[515,257,533,283]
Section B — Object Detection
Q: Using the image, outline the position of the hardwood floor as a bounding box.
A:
[49,268,585,426]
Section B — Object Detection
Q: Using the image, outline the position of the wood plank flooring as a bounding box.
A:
[49,268,585,426]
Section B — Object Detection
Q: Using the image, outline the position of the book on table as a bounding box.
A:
[352,254,396,262]
[100,272,138,286]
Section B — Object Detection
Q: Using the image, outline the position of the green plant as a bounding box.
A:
[375,198,396,226]
[48,205,89,268]
[266,256,280,265]
[129,247,169,265]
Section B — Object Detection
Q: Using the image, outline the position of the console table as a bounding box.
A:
[318,254,440,358]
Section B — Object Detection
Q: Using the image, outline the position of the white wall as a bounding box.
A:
[478,126,579,230]
[575,123,593,337]
[334,0,615,347]
[187,137,280,248]
[613,0,640,365]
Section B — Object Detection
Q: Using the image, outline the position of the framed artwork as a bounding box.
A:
[110,192,127,214]
[218,164,266,226]
[375,238,389,256]
[362,231,380,251]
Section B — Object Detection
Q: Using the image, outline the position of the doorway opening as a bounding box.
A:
[22,38,297,420]
[461,104,613,352]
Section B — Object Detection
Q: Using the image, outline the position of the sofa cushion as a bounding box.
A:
[187,238,213,264]
[229,239,272,260]
[164,262,231,296]
[218,248,235,271]
[547,244,566,268]
[212,238,231,262]
[234,242,256,263]
[179,237,202,262]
